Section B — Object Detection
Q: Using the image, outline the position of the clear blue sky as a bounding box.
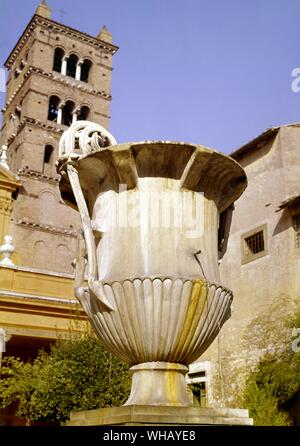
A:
[0,0,299,153]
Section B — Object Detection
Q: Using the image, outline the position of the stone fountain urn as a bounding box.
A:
[57,121,247,408]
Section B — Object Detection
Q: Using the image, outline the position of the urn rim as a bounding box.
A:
[58,140,247,215]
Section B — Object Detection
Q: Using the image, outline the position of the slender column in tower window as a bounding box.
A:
[61,56,68,76]
[57,102,64,124]
[72,107,80,124]
[75,60,83,81]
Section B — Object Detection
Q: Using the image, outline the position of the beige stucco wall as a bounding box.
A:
[199,125,300,406]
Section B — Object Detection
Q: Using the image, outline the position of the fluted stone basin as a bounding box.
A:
[57,121,247,407]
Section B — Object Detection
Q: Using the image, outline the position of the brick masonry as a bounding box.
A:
[0,8,118,273]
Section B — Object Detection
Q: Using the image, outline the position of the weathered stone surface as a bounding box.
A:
[125,363,190,407]
[76,277,232,366]
[66,405,253,426]
[57,121,247,408]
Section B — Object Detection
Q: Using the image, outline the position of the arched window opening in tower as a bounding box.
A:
[66,54,78,78]
[48,95,60,121]
[53,48,65,73]
[15,106,21,120]
[44,145,54,164]
[80,59,92,83]
[78,106,90,121]
[14,68,21,79]
[62,100,75,126]
[43,145,54,175]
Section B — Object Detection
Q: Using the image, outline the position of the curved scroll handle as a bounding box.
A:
[67,164,115,311]
[59,120,117,159]
[57,121,117,310]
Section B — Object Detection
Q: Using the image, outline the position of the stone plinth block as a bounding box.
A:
[66,405,253,426]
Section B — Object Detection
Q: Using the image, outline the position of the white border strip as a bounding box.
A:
[0,289,78,305]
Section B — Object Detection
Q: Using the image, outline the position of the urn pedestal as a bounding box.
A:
[57,121,250,423]
[66,405,253,426]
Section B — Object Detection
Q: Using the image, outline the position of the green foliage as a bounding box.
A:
[243,381,290,426]
[0,356,43,425]
[188,383,201,407]
[0,336,131,424]
[242,309,300,426]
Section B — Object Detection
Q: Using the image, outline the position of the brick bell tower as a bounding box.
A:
[0,1,118,273]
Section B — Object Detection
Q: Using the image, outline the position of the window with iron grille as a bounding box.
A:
[241,225,267,264]
[245,231,264,255]
[292,214,300,248]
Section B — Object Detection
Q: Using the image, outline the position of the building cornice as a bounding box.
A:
[1,263,75,279]
[6,112,110,146]
[0,288,78,306]
[2,66,111,113]
[7,117,64,145]
[230,123,300,159]
[4,14,119,69]
[230,127,279,160]
[17,167,59,185]
[16,217,78,238]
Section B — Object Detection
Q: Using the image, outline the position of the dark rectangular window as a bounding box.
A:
[241,224,267,264]
[44,145,53,164]
[245,231,264,255]
[292,214,300,248]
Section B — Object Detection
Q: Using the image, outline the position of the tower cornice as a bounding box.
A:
[6,117,64,146]
[4,14,119,70]
[2,66,112,113]
[5,114,111,146]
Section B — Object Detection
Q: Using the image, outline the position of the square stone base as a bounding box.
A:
[66,405,253,426]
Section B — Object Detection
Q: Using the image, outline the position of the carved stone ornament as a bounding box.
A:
[57,120,247,406]
[0,235,15,267]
